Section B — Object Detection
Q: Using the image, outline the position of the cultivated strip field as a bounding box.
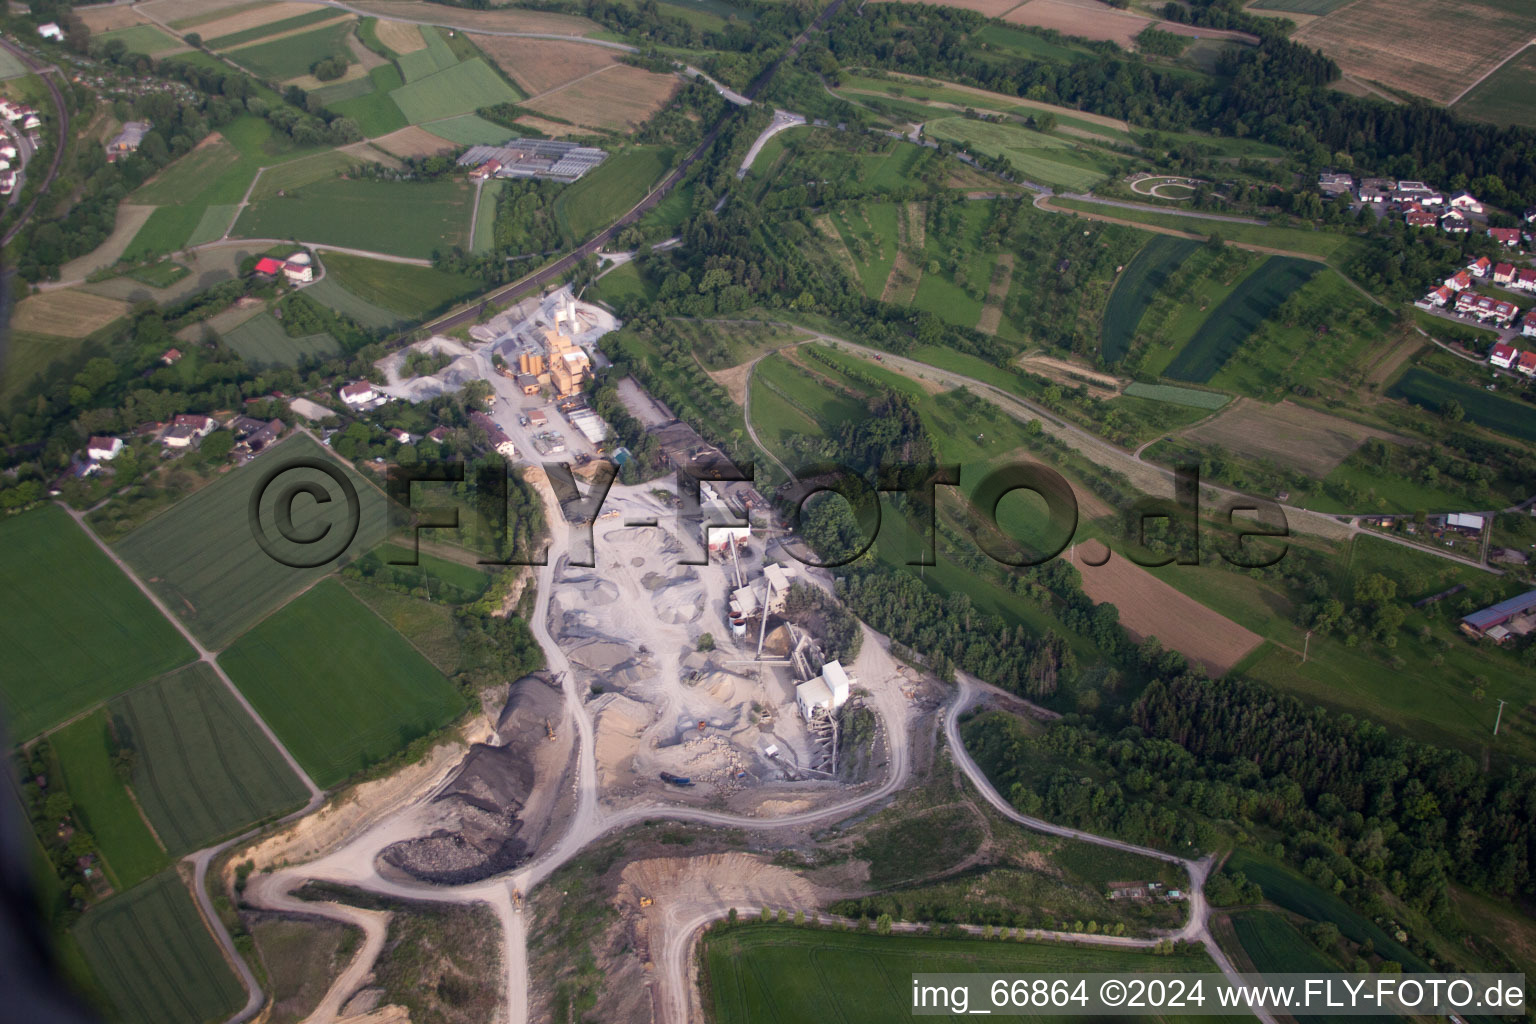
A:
[0,506,194,739]
[523,64,680,133]
[114,433,387,649]
[52,711,169,889]
[1294,0,1536,105]
[868,0,1023,15]
[1163,256,1318,383]
[1004,0,1152,48]
[348,0,603,37]
[10,290,131,338]
[112,663,310,855]
[468,34,617,95]
[1071,543,1263,675]
[1102,236,1200,363]
[373,124,456,159]
[1180,399,1408,477]
[1454,44,1536,128]
[218,579,466,787]
[73,870,245,1024]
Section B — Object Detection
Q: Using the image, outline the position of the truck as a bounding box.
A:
[659,772,694,787]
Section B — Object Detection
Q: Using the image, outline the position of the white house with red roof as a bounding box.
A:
[1520,351,1536,376]
[1406,208,1437,228]
[1449,191,1484,213]
[1493,262,1515,285]
[1514,268,1536,292]
[340,381,380,406]
[282,251,314,284]
[1425,284,1453,307]
[1445,269,1473,291]
[1455,292,1518,325]
[87,436,123,461]
[1490,342,1519,369]
[389,428,413,444]
[172,413,217,437]
[1489,227,1522,247]
[1522,314,1536,339]
[1467,255,1492,277]
[425,426,450,444]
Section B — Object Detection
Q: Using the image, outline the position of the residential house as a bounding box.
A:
[469,159,501,181]
[252,256,285,278]
[1467,256,1492,278]
[283,252,314,283]
[1449,190,1484,213]
[1489,227,1522,247]
[1359,177,1392,202]
[230,416,284,452]
[37,22,63,40]
[1523,314,1536,339]
[1454,292,1518,325]
[425,426,450,444]
[1515,269,1536,292]
[1442,209,1469,233]
[161,347,182,365]
[1405,208,1437,228]
[389,428,413,444]
[160,423,201,449]
[1493,263,1516,285]
[339,382,379,406]
[86,436,123,461]
[1423,284,1453,307]
[1490,342,1518,369]
[1445,269,1473,291]
[1521,351,1536,377]
[172,413,217,437]
[1525,207,1536,224]
[1317,172,1354,196]
[106,121,151,162]
[470,411,517,460]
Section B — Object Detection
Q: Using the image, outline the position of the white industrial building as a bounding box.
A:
[796,660,852,720]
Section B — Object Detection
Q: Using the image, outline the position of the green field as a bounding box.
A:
[1229,909,1336,972]
[74,870,245,1024]
[218,579,466,787]
[422,112,514,145]
[233,178,473,259]
[98,24,183,54]
[1388,367,1536,442]
[0,46,29,79]
[1103,236,1199,362]
[326,64,408,137]
[1051,198,1353,259]
[471,178,501,254]
[830,202,900,298]
[185,203,239,246]
[554,146,673,241]
[121,204,207,261]
[320,250,484,318]
[250,149,370,200]
[590,261,654,306]
[52,711,168,890]
[110,664,309,854]
[369,542,493,597]
[204,8,342,50]
[222,312,341,367]
[390,58,521,123]
[925,116,1111,191]
[224,21,355,81]
[0,506,194,740]
[1121,381,1229,409]
[303,275,403,329]
[1163,256,1319,382]
[114,433,388,649]
[705,925,1217,1023]
[1455,45,1536,129]
[396,25,460,82]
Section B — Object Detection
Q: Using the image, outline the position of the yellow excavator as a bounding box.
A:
[545,719,556,741]
[512,890,523,911]
[639,895,654,907]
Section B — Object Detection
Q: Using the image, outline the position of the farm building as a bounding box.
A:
[106,121,150,162]
[1317,172,1353,196]
[795,660,852,721]
[283,252,314,284]
[1461,589,1536,638]
[456,139,609,183]
[1444,513,1485,533]
[1490,342,1519,369]
[86,436,123,461]
[252,257,285,278]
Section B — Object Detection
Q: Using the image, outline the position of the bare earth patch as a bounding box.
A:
[13,290,132,338]
[515,115,584,137]
[1017,352,1121,397]
[1004,0,1152,49]
[79,6,151,32]
[1179,399,1410,477]
[468,34,617,96]
[1294,0,1536,104]
[523,64,680,133]
[1070,542,1262,676]
[372,125,456,160]
[374,18,426,54]
[59,204,157,281]
[707,362,754,407]
[977,252,1014,335]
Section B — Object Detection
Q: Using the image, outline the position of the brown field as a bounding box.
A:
[1004,0,1152,48]
[224,12,353,55]
[978,253,1014,335]
[467,34,618,96]
[12,290,132,338]
[523,64,679,133]
[870,0,1025,16]
[79,6,151,32]
[1070,542,1263,676]
[348,0,603,37]
[515,115,583,137]
[372,125,456,159]
[193,1,317,42]
[1017,353,1121,397]
[285,59,370,90]
[374,19,426,53]
[138,0,254,27]
[1178,399,1408,477]
[1294,0,1536,104]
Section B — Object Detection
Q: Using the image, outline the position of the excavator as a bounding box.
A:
[512,890,523,912]
[638,895,654,907]
[545,719,556,741]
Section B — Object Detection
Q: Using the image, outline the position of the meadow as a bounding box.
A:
[320,250,484,319]
[1455,45,1536,129]
[110,663,310,854]
[368,542,492,598]
[390,58,522,124]
[1228,909,1336,972]
[924,116,1114,191]
[51,712,169,890]
[419,112,511,146]
[829,202,900,298]
[302,275,402,329]
[326,65,409,137]
[224,21,355,81]
[114,433,388,649]
[1050,198,1355,259]
[1102,236,1199,362]
[705,925,1217,1024]
[1120,381,1227,409]
[1388,367,1536,442]
[98,24,184,54]
[222,312,341,367]
[73,870,245,1024]
[554,146,674,242]
[233,178,474,259]
[589,261,654,306]
[0,506,194,740]
[396,24,460,81]
[1162,256,1319,382]
[218,580,466,787]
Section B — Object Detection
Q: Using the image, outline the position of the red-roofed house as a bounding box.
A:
[1520,351,1536,376]
[1490,342,1518,369]
[1467,256,1492,277]
[253,256,284,277]
[1405,208,1437,228]
[1455,292,1518,325]
[1445,269,1473,291]
[389,428,413,444]
[340,381,379,406]
[1425,285,1453,307]
[1522,314,1536,339]
[172,413,217,436]
[283,261,314,284]
[425,426,450,444]
[1489,227,1522,247]
[161,347,182,365]
[1493,263,1516,285]
[87,436,123,461]
[1515,269,1536,292]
